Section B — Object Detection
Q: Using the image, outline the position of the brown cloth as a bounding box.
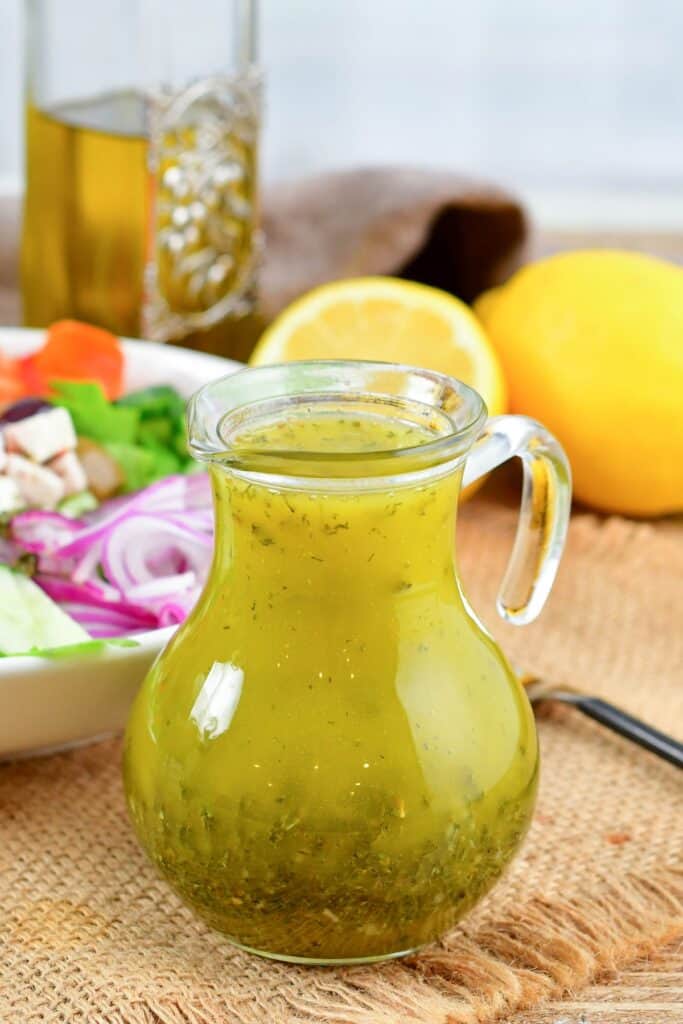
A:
[260,167,528,319]
[1,495,681,1024]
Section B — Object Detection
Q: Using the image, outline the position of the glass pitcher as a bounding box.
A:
[124,361,571,964]
[22,0,261,356]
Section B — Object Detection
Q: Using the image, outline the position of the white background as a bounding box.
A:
[2,0,682,225]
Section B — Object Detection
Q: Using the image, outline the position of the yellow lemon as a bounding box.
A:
[475,250,683,516]
[250,277,507,417]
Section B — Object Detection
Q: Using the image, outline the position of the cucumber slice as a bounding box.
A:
[0,566,89,655]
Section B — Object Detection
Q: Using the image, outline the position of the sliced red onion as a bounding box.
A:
[62,605,154,629]
[36,576,158,626]
[155,587,201,626]
[157,602,193,626]
[34,577,107,603]
[83,625,128,638]
[9,473,213,639]
[162,510,215,531]
[101,514,212,593]
[91,579,126,602]
[52,474,211,558]
[80,621,155,638]
[125,571,196,602]
[72,541,105,584]
[35,553,77,576]
[11,509,87,553]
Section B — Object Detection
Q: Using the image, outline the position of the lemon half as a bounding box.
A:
[250,277,507,417]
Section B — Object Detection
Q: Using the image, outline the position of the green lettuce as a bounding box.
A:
[50,381,194,493]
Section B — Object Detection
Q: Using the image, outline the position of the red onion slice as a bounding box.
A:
[101,514,212,593]
[36,576,158,626]
[9,472,214,639]
[11,510,87,553]
[125,571,197,602]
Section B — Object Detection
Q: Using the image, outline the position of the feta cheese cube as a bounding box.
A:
[0,432,5,473]
[0,476,24,514]
[4,407,77,464]
[6,454,65,509]
[49,451,88,496]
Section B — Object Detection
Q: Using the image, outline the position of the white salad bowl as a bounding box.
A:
[0,328,240,760]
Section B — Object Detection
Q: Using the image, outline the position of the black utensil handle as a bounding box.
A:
[575,696,683,769]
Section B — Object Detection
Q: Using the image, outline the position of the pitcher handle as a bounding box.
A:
[462,415,572,626]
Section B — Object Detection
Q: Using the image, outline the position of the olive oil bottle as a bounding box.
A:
[23,94,148,338]
[22,2,261,358]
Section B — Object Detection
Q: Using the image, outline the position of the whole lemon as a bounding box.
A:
[474,250,683,516]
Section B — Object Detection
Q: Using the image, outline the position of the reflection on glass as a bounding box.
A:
[190,661,244,740]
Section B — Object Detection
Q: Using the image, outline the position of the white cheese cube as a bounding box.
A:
[0,476,24,514]
[6,454,65,509]
[0,432,6,473]
[49,451,88,496]
[4,407,77,464]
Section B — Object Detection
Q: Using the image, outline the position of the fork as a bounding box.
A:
[521,672,683,770]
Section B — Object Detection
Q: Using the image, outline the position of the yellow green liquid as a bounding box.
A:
[124,409,538,962]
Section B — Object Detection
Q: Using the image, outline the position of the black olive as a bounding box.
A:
[0,397,51,424]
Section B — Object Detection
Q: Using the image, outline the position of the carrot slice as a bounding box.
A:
[0,352,26,405]
[30,320,124,399]
[18,355,43,395]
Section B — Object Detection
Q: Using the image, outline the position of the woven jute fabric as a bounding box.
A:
[0,499,681,1024]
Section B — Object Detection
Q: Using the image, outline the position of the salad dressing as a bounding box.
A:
[124,404,539,962]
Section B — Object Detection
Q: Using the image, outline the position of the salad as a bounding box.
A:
[0,321,213,656]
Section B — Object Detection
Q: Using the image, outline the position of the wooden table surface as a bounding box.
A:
[511,944,683,1024]
[1,193,681,1024]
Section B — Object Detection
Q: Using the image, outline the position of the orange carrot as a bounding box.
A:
[29,320,124,399]
[0,352,26,405]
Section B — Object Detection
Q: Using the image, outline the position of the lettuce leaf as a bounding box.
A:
[50,380,193,492]
[50,380,140,443]
[103,441,182,493]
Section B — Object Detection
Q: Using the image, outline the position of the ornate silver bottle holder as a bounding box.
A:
[143,70,262,341]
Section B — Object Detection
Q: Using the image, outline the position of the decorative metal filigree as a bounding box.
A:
[143,70,262,342]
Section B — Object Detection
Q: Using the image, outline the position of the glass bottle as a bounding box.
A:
[124,361,572,963]
[21,0,261,358]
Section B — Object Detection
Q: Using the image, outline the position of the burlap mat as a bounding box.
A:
[0,498,681,1024]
